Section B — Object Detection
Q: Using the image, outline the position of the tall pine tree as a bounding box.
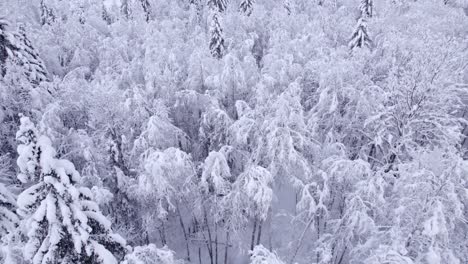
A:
[209,11,226,59]
[348,17,372,49]
[360,0,373,18]
[16,116,126,264]
[349,0,373,49]
[0,19,48,85]
[207,0,228,13]
[0,183,18,239]
[239,0,254,16]
[208,0,227,58]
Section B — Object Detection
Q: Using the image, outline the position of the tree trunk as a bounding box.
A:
[256,220,263,246]
[250,218,258,251]
[199,247,202,264]
[289,216,314,264]
[224,231,230,264]
[176,201,191,261]
[203,207,214,264]
[215,224,218,264]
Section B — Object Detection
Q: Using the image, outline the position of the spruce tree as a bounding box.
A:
[16,116,126,264]
[39,0,56,25]
[0,19,13,77]
[0,183,18,239]
[209,11,226,59]
[15,26,48,86]
[140,0,151,21]
[360,0,373,18]
[348,17,372,49]
[239,0,254,16]
[0,19,48,85]
[284,0,292,15]
[349,0,373,50]
[207,0,228,13]
[207,0,227,58]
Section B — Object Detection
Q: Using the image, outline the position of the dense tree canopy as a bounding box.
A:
[0,0,467,263]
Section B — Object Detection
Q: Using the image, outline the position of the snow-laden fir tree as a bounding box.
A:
[239,0,254,16]
[40,0,55,25]
[16,116,126,264]
[207,0,228,13]
[0,19,48,85]
[283,0,292,15]
[0,183,18,239]
[349,0,373,49]
[348,17,372,49]
[140,0,151,21]
[209,11,226,59]
[360,0,373,18]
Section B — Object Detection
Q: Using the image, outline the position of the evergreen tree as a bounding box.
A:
[209,11,226,59]
[360,0,373,18]
[349,0,373,50]
[239,0,254,16]
[207,0,228,13]
[140,0,151,21]
[284,0,292,15]
[348,17,372,49]
[0,19,48,85]
[40,0,56,25]
[16,116,126,264]
[0,183,18,239]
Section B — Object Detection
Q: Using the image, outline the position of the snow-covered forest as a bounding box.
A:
[1,0,468,263]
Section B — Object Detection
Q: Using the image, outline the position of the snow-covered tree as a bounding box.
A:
[122,244,179,264]
[228,165,273,250]
[0,183,18,239]
[140,0,151,21]
[200,106,233,153]
[255,81,312,184]
[348,17,372,50]
[0,0,467,262]
[349,0,374,50]
[360,0,373,18]
[39,0,56,25]
[240,0,254,16]
[16,116,126,264]
[135,147,194,246]
[200,150,232,196]
[207,0,228,13]
[250,245,284,264]
[0,19,48,85]
[209,11,226,59]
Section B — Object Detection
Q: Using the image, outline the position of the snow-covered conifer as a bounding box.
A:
[140,0,151,21]
[209,11,226,59]
[0,183,18,239]
[0,19,48,85]
[40,0,56,25]
[207,0,228,13]
[349,0,373,50]
[348,17,372,50]
[16,116,126,264]
[360,0,373,18]
[240,0,254,16]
